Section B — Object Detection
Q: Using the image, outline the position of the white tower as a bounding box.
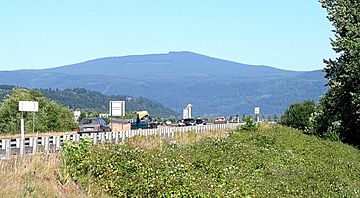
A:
[182,104,192,119]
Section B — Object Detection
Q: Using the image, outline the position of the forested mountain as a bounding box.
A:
[0,86,177,117]
[0,52,327,115]
[0,85,13,102]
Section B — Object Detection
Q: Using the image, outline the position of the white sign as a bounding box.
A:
[19,101,39,112]
[110,101,125,116]
[254,107,260,115]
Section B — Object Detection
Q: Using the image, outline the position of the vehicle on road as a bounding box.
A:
[131,111,158,130]
[214,117,228,124]
[184,118,196,126]
[77,117,111,133]
[178,119,185,127]
[195,118,206,125]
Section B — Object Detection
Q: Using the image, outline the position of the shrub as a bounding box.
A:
[61,125,360,197]
[240,116,257,131]
[280,100,316,131]
[61,137,92,181]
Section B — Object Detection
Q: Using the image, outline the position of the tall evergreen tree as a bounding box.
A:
[314,0,360,145]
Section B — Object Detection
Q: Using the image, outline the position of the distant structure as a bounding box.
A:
[182,104,192,119]
[73,110,81,120]
[99,113,110,118]
[254,107,260,123]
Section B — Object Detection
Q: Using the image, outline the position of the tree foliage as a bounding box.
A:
[312,0,360,146]
[280,100,316,131]
[240,116,258,131]
[38,88,178,117]
[1,86,178,118]
[0,88,76,134]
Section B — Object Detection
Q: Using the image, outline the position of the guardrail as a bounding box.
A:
[0,123,242,157]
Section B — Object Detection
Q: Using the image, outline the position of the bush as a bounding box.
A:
[62,137,92,181]
[280,100,316,131]
[240,116,257,131]
[61,125,360,197]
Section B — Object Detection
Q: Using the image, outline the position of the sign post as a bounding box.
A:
[254,107,260,124]
[109,101,125,130]
[19,101,39,156]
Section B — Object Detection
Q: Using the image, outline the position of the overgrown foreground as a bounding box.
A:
[0,154,109,198]
[62,125,360,197]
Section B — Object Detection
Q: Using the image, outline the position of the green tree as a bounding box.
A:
[312,0,360,145]
[280,100,316,131]
[240,116,257,131]
[0,88,76,134]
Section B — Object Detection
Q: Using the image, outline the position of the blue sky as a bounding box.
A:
[0,1,335,71]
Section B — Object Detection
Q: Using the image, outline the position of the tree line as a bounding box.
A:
[0,88,76,134]
[281,0,360,147]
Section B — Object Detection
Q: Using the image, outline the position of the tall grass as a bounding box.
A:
[3,125,360,197]
[125,129,230,150]
[0,153,108,198]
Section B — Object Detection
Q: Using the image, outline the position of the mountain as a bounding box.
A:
[0,85,14,101]
[0,52,327,115]
[0,86,177,117]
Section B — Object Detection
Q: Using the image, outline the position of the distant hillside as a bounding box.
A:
[0,52,327,115]
[0,85,13,102]
[0,86,177,117]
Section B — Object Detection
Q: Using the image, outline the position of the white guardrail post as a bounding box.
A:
[16,138,21,149]
[114,132,119,143]
[5,140,11,156]
[44,136,49,152]
[1,139,5,150]
[55,136,61,151]
[32,137,37,153]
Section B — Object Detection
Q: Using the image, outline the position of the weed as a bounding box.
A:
[61,126,360,197]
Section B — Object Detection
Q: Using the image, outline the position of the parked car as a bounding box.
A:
[184,118,196,126]
[77,117,111,133]
[214,117,228,124]
[178,119,185,127]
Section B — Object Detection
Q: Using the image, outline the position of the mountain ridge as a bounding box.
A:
[0,85,177,117]
[63,51,298,71]
[0,51,327,115]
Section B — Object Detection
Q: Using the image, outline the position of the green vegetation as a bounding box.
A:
[240,116,257,131]
[40,88,178,117]
[313,0,360,146]
[279,1,360,146]
[0,88,76,134]
[62,125,360,197]
[0,85,178,117]
[0,154,110,198]
[0,85,14,103]
[280,100,316,131]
